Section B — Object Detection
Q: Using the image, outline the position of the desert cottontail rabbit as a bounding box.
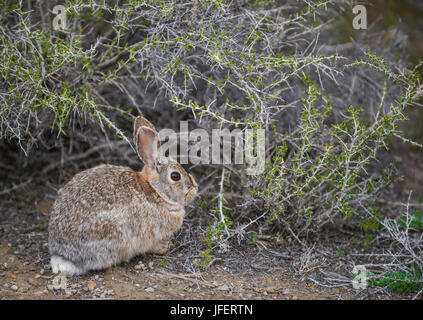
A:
[48,116,197,275]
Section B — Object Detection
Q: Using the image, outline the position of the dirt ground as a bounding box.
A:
[1,139,422,300]
[0,244,354,300]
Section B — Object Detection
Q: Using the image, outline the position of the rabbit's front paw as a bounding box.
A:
[150,240,170,254]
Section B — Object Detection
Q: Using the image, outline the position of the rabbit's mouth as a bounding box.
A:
[184,185,198,203]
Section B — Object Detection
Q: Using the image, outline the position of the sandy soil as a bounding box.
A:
[0,243,354,300]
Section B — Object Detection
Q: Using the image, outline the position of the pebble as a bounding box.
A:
[10,285,18,291]
[144,287,155,292]
[51,275,68,290]
[87,282,97,290]
[65,289,73,296]
[282,289,290,295]
[217,284,230,291]
[148,262,154,269]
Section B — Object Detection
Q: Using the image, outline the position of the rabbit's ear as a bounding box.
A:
[134,116,160,169]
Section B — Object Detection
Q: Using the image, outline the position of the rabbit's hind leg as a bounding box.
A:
[51,255,84,276]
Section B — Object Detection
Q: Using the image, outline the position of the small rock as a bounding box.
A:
[217,284,230,291]
[282,289,290,295]
[34,274,41,279]
[134,264,143,270]
[10,285,18,291]
[87,282,96,290]
[51,275,68,290]
[148,261,154,269]
[94,275,99,280]
[144,287,155,292]
[4,283,9,288]
[292,295,298,300]
[27,277,35,284]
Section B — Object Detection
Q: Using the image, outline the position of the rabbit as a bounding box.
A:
[48,116,198,276]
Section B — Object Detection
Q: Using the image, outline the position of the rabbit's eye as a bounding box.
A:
[170,171,181,181]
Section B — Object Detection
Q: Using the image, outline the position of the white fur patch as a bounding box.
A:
[51,255,83,276]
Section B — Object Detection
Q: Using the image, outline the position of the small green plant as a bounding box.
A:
[249,233,258,245]
[194,249,214,269]
[396,212,423,230]
[363,235,373,252]
[37,222,47,230]
[368,269,423,294]
[335,249,344,258]
[159,260,168,268]
[205,216,233,248]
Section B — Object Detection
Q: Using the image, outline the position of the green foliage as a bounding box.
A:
[249,233,258,245]
[368,269,423,294]
[253,62,420,234]
[205,216,233,248]
[194,249,214,269]
[397,212,423,230]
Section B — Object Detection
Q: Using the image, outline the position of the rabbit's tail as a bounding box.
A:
[51,255,84,276]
